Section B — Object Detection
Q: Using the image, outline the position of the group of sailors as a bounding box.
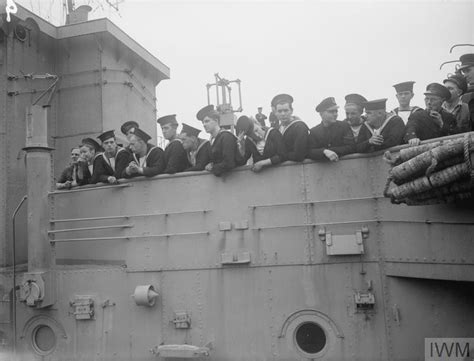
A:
[56,53,474,189]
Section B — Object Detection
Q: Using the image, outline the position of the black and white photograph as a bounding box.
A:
[0,0,473,360]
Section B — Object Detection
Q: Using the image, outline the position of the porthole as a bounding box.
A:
[31,324,56,355]
[294,322,327,355]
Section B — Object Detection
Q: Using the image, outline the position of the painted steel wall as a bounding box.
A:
[10,155,472,360]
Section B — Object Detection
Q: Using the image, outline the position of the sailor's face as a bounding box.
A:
[180,134,195,150]
[425,95,443,112]
[80,145,95,162]
[345,104,363,126]
[461,66,474,84]
[102,137,117,154]
[161,124,176,140]
[444,81,462,100]
[365,109,383,127]
[321,108,338,123]
[70,148,80,163]
[396,91,414,107]
[128,135,144,154]
[202,116,218,134]
[274,103,293,124]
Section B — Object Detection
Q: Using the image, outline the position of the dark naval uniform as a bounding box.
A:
[356,114,406,153]
[57,164,79,184]
[308,121,355,161]
[80,154,102,184]
[185,139,211,171]
[92,147,131,182]
[404,109,459,143]
[163,139,188,174]
[241,127,287,165]
[123,144,165,178]
[209,130,243,176]
[280,119,309,162]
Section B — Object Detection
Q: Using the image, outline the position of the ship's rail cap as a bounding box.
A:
[1,3,170,80]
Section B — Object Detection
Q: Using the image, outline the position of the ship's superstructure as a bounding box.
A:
[0,4,473,361]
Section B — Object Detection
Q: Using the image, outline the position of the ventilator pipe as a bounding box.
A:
[11,195,27,358]
[23,105,54,273]
[450,44,474,53]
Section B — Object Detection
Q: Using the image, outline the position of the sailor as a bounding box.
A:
[392,81,422,123]
[78,137,102,184]
[157,114,188,174]
[442,74,471,132]
[124,128,165,178]
[236,115,287,172]
[458,53,474,124]
[308,97,355,162]
[356,99,406,153]
[255,107,267,127]
[344,93,367,142]
[179,123,211,171]
[93,130,131,184]
[272,93,309,162]
[56,147,81,189]
[196,104,243,176]
[405,83,459,146]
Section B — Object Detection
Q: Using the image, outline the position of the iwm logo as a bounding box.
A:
[425,338,474,361]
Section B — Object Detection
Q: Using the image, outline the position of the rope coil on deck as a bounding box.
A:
[384,133,474,205]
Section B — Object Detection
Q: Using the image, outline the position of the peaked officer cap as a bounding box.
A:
[120,121,139,135]
[271,93,294,107]
[424,83,451,101]
[196,104,216,121]
[344,93,367,107]
[180,123,201,137]
[81,137,102,152]
[236,115,254,136]
[97,130,116,143]
[130,127,151,143]
[393,81,415,93]
[315,97,338,113]
[364,98,388,111]
[444,74,468,94]
[459,54,474,71]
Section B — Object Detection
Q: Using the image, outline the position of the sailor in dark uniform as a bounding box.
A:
[308,97,355,162]
[93,130,131,184]
[56,147,81,189]
[78,137,103,184]
[392,81,422,124]
[344,93,367,143]
[179,123,210,171]
[235,115,287,172]
[443,74,471,132]
[405,83,459,146]
[255,107,267,127]
[157,114,188,174]
[356,99,406,153]
[197,104,243,176]
[458,54,474,127]
[272,93,309,162]
[124,128,165,178]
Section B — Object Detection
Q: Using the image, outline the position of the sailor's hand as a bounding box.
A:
[251,161,264,172]
[429,111,443,127]
[323,149,339,162]
[107,176,117,184]
[408,138,420,147]
[205,163,213,172]
[369,134,384,145]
